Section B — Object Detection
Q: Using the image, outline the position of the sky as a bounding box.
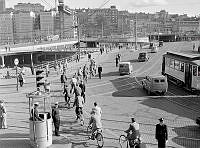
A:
[5,0,200,17]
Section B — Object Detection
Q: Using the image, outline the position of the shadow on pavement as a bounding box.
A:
[0,132,29,138]
[172,126,200,148]
[110,76,147,97]
[102,71,119,77]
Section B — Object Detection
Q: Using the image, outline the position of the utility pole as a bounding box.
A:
[134,13,137,50]
[101,23,104,38]
[77,17,80,53]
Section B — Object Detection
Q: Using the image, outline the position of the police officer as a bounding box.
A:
[98,65,102,79]
[52,102,60,136]
[155,118,168,148]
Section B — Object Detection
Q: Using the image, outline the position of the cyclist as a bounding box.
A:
[88,109,102,140]
[124,117,141,147]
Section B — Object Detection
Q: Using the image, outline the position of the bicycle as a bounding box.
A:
[119,134,141,148]
[86,126,104,147]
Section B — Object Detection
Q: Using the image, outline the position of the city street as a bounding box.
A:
[0,42,200,148]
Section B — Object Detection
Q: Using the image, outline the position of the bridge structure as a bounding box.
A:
[0,40,78,68]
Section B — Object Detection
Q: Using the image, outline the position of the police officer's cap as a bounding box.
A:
[34,102,39,106]
[159,118,164,121]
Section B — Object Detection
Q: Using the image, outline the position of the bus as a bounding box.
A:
[162,51,200,93]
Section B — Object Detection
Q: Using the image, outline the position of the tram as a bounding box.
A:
[162,51,200,93]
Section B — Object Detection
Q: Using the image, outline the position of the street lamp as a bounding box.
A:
[14,58,19,91]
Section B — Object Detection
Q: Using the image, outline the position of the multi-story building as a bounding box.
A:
[13,11,36,43]
[118,11,130,35]
[0,0,5,12]
[0,13,14,45]
[76,6,119,37]
[14,3,44,12]
[40,11,55,40]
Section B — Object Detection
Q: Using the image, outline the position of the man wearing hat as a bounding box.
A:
[125,117,140,147]
[155,118,168,148]
[52,102,60,136]
[31,102,43,121]
[88,109,102,140]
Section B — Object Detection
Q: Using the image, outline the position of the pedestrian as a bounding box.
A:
[79,80,86,103]
[73,90,84,124]
[60,72,67,89]
[83,64,88,82]
[31,102,43,121]
[155,118,168,148]
[52,102,60,136]
[116,56,119,67]
[98,65,102,79]
[18,72,24,87]
[92,102,102,117]
[117,53,121,61]
[0,100,7,129]
[88,52,91,61]
[45,63,50,77]
[63,84,71,108]
[44,79,51,93]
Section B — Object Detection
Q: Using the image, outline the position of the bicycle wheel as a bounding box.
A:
[96,133,104,148]
[119,135,128,148]
[86,126,92,139]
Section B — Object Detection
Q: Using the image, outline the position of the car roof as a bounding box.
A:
[147,75,166,79]
[119,62,131,64]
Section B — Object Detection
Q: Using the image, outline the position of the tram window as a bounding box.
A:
[198,66,200,76]
[180,62,184,72]
[174,60,180,70]
[193,66,197,76]
[169,59,174,68]
[165,57,170,67]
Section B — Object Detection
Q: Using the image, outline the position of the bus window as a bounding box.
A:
[193,66,197,76]
[180,62,184,72]
[198,66,200,76]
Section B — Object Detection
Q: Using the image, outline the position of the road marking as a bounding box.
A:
[87,77,131,87]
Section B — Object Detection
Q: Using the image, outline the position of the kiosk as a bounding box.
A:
[26,90,52,148]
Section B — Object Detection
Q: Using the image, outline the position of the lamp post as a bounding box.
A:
[14,58,19,91]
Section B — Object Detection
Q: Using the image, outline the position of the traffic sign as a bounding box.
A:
[14,58,19,66]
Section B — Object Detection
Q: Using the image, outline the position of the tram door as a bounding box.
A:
[162,57,165,75]
[185,63,192,88]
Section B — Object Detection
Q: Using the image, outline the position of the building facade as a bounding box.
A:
[0,13,14,45]
[14,3,44,12]
[13,12,36,43]
[40,11,55,40]
[0,0,5,12]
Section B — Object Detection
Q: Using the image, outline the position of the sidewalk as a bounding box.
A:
[0,49,118,148]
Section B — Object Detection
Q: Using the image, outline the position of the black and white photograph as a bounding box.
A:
[0,0,200,147]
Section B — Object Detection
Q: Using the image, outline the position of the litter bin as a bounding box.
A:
[27,90,52,148]
[29,112,52,148]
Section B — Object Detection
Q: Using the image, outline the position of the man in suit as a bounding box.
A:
[155,118,168,148]
[52,102,60,136]
[98,65,102,79]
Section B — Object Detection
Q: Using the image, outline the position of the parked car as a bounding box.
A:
[196,116,200,126]
[138,52,149,62]
[119,62,132,75]
[141,75,168,95]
